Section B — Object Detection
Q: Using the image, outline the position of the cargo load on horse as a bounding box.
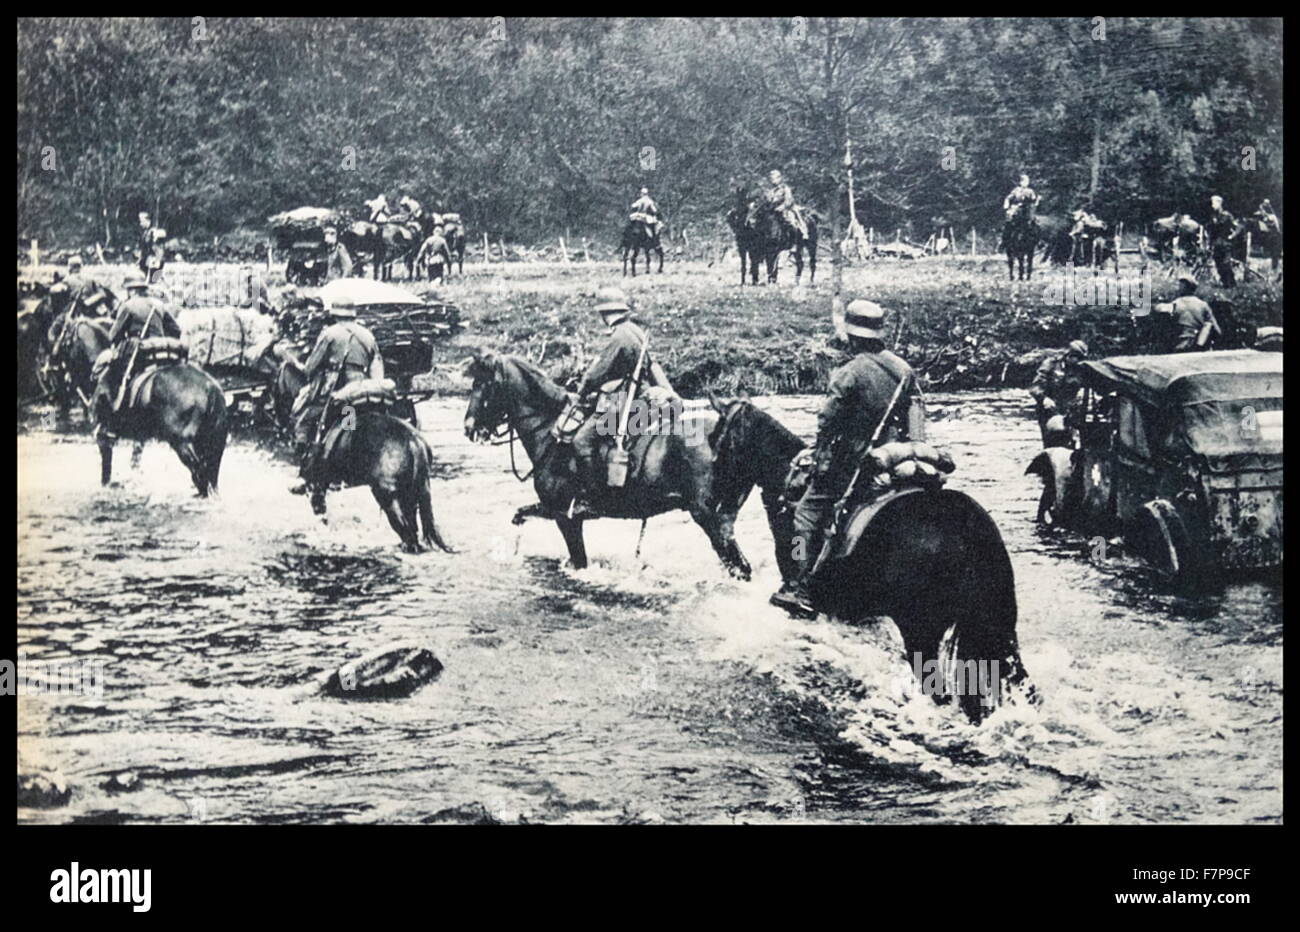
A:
[269,207,346,285]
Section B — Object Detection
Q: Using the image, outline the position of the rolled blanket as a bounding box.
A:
[331,378,397,406]
[868,440,956,475]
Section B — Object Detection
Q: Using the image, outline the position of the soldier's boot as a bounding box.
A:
[769,529,819,619]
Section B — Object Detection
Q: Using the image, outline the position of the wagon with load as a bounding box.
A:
[268,207,344,286]
[274,277,461,425]
[1026,349,1283,583]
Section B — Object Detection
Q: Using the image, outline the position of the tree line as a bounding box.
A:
[17,17,1283,250]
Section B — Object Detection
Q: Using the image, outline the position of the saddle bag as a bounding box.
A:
[138,336,189,367]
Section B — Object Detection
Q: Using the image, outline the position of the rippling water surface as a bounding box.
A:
[16,392,1283,824]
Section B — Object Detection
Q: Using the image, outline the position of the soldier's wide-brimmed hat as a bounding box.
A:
[594,286,630,317]
[844,299,886,339]
[327,304,357,318]
[122,271,148,290]
[1067,339,1088,357]
[1176,272,1198,290]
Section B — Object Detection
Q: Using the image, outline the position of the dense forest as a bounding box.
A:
[16,17,1284,250]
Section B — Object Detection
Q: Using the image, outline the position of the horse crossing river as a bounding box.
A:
[17,393,1282,824]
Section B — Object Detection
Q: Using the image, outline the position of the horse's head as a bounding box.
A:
[463,350,510,442]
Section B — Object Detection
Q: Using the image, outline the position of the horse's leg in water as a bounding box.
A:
[688,505,751,580]
[622,246,630,277]
[200,426,226,494]
[172,441,210,497]
[373,487,420,553]
[130,442,145,471]
[554,515,588,569]
[98,432,115,487]
[656,245,664,273]
[792,246,804,285]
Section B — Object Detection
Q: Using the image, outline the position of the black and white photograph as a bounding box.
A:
[15,14,1282,906]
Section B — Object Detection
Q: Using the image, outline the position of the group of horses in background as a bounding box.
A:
[1003,203,1282,282]
[341,211,467,283]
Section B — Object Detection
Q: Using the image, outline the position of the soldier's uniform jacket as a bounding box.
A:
[1168,296,1218,351]
[67,273,116,316]
[1206,208,1237,247]
[766,183,796,212]
[109,295,181,345]
[1005,186,1040,214]
[139,226,166,270]
[326,243,354,280]
[416,234,450,267]
[815,350,924,470]
[631,195,658,216]
[303,321,384,390]
[576,319,663,399]
[1028,352,1085,412]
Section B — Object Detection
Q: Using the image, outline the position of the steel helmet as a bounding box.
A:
[1067,339,1089,358]
[594,286,630,319]
[68,255,83,269]
[844,299,886,339]
[122,270,148,290]
[1176,272,1198,290]
[327,303,357,319]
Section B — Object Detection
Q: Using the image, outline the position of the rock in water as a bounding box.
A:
[323,642,443,700]
[17,770,71,808]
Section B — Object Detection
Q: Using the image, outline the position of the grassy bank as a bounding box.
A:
[414,257,1283,397]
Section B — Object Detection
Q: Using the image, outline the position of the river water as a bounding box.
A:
[16,392,1283,824]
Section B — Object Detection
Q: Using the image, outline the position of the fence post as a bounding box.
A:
[483,232,490,264]
[30,238,38,268]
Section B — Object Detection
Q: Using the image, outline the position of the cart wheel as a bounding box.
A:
[1131,499,1197,583]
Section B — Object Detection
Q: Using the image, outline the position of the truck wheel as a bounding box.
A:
[1131,499,1197,584]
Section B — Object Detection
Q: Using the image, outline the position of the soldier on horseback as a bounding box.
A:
[1004,174,1040,219]
[764,170,808,240]
[558,286,674,514]
[62,256,117,319]
[365,195,391,224]
[771,300,927,618]
[630,187,660,239]
[288,302,385,495]
[91,271,182,434]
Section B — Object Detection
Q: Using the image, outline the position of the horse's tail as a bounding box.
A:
[196,373,229,493]
[412,430,453,553]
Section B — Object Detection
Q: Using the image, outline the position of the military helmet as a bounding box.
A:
[843,299,886,340]
[122,270,148,290]
[768,169,783,182]
[594,286,630,316]
[1066,339,1089,358]
[68,255,84,270]
[1176,272,1198,290]
[327,303,357,319]
[639,187,649,195]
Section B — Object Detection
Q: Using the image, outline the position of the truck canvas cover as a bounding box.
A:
[1082,350,1283,466]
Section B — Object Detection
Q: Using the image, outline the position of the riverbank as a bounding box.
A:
[416,258,1283,396]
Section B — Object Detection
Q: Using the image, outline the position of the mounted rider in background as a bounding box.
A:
[771,300,927,618]
[763,170,808,239]
[630,187,661,240]
[1004,174,1041,220]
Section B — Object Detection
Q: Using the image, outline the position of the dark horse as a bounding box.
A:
[462,351,754,577]
[707,398,1030,723]
[275,366,452,554]
[379,214,436,281]
[45,313,112,413]
[728,186,817,285]
[1003,204,1040,280]
[99,361,229,497]
[342,221,386,280]
[621,219,665,276]
[17,287,62,404]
